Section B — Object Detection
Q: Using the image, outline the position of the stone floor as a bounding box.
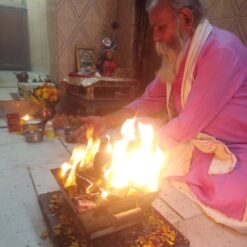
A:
[1,88,247,247]
[0,127,73,246]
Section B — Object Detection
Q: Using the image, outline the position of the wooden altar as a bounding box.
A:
[60,76,138,115]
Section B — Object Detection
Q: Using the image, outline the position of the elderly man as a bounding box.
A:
[76,0,247,232]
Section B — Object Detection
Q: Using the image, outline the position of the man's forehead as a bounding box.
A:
[148,4,175,26]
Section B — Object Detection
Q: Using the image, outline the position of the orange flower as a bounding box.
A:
[29,83,60,106]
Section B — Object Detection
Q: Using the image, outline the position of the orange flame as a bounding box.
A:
[22,114,32,121]
[104,118,165,193]
[61,128,100,187]
[60,118,166,196]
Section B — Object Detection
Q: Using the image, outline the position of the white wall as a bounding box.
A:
[0,0,53,87]
[26,0,50,74]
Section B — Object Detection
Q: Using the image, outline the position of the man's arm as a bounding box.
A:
[75,75,166,141]
[126,75,166,116]
[104,108,136,128]
[105,75,167,127]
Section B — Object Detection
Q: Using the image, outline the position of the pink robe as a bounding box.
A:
[126,27,247,221]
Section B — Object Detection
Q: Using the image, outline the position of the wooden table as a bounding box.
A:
[64,91,133,115]
[61,77,137,115]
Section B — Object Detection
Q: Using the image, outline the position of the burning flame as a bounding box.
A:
[104,118,165,193]
[22,114,32,121]
[61,118,166,197]
[61,128,100,187]
[61,162,72,177]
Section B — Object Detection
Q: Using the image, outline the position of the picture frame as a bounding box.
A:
[76,46,95,73]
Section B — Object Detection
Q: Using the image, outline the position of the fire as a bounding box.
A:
[104,118,165,193]
[60,118,166,198]
[62,134,100,187]
[20,114,32,127]
[61,162,72,177]
[22,114,32,121]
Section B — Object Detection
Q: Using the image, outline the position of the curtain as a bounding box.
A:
[133,0,151,93]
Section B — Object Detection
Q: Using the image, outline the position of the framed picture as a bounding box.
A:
[76,46,95,73]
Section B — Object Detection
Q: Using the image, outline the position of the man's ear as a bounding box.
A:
[178,7,195,31]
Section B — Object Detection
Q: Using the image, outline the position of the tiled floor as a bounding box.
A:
[1,89,247,247]
[0,123,72,246]
[0,166,50,247]
[0,131,52,246]
[0,88,68,246]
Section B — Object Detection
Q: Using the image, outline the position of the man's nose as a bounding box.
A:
[153,30,162,42]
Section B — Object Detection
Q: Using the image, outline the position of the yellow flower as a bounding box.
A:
[34,88,42,97]
[43,92,49,100]
[29,83,60,106]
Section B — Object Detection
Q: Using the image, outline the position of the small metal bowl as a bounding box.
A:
[23,118,43,133]
[23,128,44,143]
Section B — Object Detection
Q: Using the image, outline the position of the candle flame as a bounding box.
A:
[22,114,32,121]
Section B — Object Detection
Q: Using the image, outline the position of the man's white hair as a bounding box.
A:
[146,0,205,26]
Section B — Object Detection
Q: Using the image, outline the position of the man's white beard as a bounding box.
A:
[155,31,186,84]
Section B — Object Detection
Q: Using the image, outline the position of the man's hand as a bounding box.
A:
[74,116,109,143]
[74,108,135,143]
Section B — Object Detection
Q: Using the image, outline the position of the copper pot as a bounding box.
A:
[14,71,29,82]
